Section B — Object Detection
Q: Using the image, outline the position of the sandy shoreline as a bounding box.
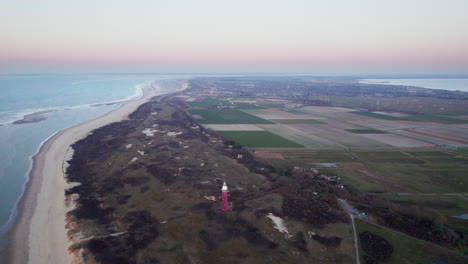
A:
[3,80,187,264]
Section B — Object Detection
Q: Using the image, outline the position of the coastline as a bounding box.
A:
[3,80,188,264]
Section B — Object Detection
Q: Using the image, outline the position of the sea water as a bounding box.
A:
[360,78,468,92]
[0,74,188,235]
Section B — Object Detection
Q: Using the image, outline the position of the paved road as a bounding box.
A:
[337,198,361,264]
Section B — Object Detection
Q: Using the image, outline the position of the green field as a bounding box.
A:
[270,119,326,124]
[218,131,303,147]
[347,129,387,134]
[355,220,466,264]
[189,109,274,124]
[351,111,468,124]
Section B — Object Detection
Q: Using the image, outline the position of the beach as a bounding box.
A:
[4,80,187,264]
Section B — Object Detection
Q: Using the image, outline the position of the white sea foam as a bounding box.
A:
[0,81,153,125]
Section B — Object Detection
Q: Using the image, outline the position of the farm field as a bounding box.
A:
[355,220,466,264]
[417,124,468,141]
[218,131,304,147]
[346,128,387,134]
[358,133,434,147]
[348,119,419,131]
[393,130,468,148]
[405,114,468,124]
[242,108,325,120]
[189,109,273,124]
[270,119,326,124]
[256,124,342,148]
[284,108,307,114]
[316,95,468,115]
[290,124,390,148]
[316,119,364,130]
[351,111,404,120]
[301,106,354,114]
[188,99,468,194]
[351,111,468,124]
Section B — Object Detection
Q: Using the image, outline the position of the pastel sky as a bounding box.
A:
[1,0,468,74]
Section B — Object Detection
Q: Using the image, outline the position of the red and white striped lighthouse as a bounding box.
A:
[221,182,228,211]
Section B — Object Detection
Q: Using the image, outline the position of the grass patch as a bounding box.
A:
[347,129,387,134]
[218,131,303,147]
[189,109,273,124]
[356,220,465,264]
[270,119,326,124]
